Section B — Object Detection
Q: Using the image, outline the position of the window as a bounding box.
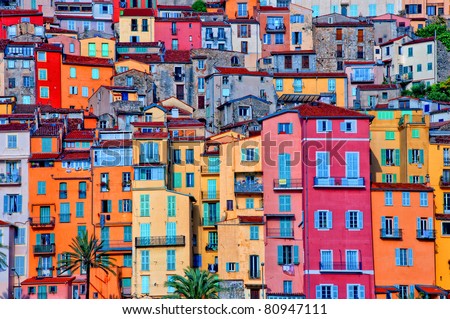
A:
[408,149,423,164]
[328,79,336,92]
[88,43,96,56]
[37,51,46,61]
[386,4,394,14]
[417,64,422,72]
[185,149,194,164]
[275,34,284,44]
[97,22,105,32]
[275,79,283,91]
[293,78,302,93]
[198,60,205,69]
[92,68,99,79]
[101,43,109,57]
[83,21,90,31]
[316,285,338,299]
[123,255,132,267]
[427,62,433,71]
[350,4,358,16]
[15,227,25,245]
[173,149,181,164]
[320,250,332,270]
[420,192,428,206]
[381,149,399,166]
[395,248,413,266]
[7,60,14,69]
[82,87,89,97]
[357,29,364,43]
[290,14,304,23]
[227,200,233,211]
[198,78,205,92]
[69,86,78,95]
[38,69,47,80]
[346,250,359,270]
[385,131,395,140]
[7,135,17,149]
[277,245,299,265]
[140,194,150,216]
[167,196,176,217]
[167,250,176,270]
[346,210,363,230]
[250,226,259,240]
[172,39,179,50]
[59,182,67,199]
[385,191,393,206]
[427,44,433,54]
[78,182,86,199]
[283,281,293,294]
[312,5,319,17]
[141,276,149,294]
[369,4,377,16]
[336,28,342,41]
[142,19,148,32]
[382,174,396,183]
[226,262,239,272]
[315,210,332,229]
[141,250,150,271]
[8,78,15,89]
[347,284,365,299]
[237,3,247,17]
[263,34,271,44]
[242,148,258,161]
[284,56,292,69]
[186,173,194,187]
[302,56,310,69]
[241,41,248,54]
[341,120,356,133]
[279,195,291,212]
[76,202,84,218]
[317,120,332,133]
[402,192,410,206]
[69,43,75,53]
[14,256,25,276]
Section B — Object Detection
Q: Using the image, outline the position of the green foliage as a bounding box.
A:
[192,0,207,12]
[402,78,450,102]
[164,267,222,299]
[415,16,450,50]
[0,244,7,270]
[59,232,116,299]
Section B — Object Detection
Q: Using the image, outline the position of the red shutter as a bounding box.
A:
[247,24,251,37]
[237,25,241,38]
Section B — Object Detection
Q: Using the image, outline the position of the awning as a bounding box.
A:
[375,286,399,294]
[21,276,76,285]
[278,94,320,103]
[415,285,448,296]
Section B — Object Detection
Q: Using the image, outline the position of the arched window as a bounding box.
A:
[231,56,240,66]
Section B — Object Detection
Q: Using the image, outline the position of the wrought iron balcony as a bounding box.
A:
[36,267,55,278]
[139,154,160,164]
[380,228,403,239]
[319,262,362,272]
[29,217,55,228]
[266,228,294,238]
[205,243,218,251]
[0,173,21,185]
[273,178,302,190]
[208,263,218,273]
[135,236,185,248]
[100,240,133,251]
[444,159,450,166]
[416,229,436,240]
[350,73,375,83]
[234,181,263,193]
[314,177,365,188]
[249,270,261,279]
[202,191,219,200]
[440,177,450,188]
[33,244,55,255]
[200,166,220,174]
[202,217,221,227]
[266,23,286,33]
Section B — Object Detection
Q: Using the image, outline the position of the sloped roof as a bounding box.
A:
[371,182,433,192]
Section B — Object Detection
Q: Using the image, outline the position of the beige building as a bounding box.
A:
[228,19,261,71]
[290,4,313,51]
[119,8,155,43]
[79,37,116,60]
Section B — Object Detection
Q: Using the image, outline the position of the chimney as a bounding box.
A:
[38,5,43,13]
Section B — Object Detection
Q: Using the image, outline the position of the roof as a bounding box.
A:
[201,21,230,27]
[119,50,191,64]
[121,8,156,17]
[116,42,161,48]
[344,60,375,65]
[375,286,400,294]
[63,54,113,67]
[168,118,204,128]
[22,276,76,285]
[133,131,169,139]
[0,123,30,131]
[403,36,435,46]
[239,216,264,224]
[296,102,369,118]
[259,6,290,12]
[157,5,193,11]
[436,214,450,221]
[131,121,165,127]
[46,27,78,34]
[65,130,94,141]
[58,150,90,161]
[415,285,448,296]
[0,9,43,16]
[273,72,347,78]
[96,139,133,148]
[228,18,259,24]
[29,153,60,160]
[36,43,63,52]
[220,94,270,107]
[220,120,253,130]
[379,35,408,47]
[155,17,200,23]
[33,124,62,137]
[358,84,399,91]
[215,67,269,76]
[277,94,320,103]
[270,50,315,55]
[371,182,433,192]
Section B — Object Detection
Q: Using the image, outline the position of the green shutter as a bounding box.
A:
[382,174,386,182]
[419,149,424,164]
[277,245,283,265]
[408,149,412,163]
[107,200,112,212]
[174,173,182,188]
[394,149,400,166]
[293,246,299,265]
[381,149,386,166]
[118,200,123,213]
[203,203,209,224]
[393,174,397,183]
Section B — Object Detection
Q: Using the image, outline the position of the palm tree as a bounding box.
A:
[59,232,116,299]
[164,267,221,299]
[0,243,7,270]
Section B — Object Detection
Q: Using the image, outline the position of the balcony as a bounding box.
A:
[202,191,219,200]
[36,267,55,278]
[266,228,294,238]
[440,177,450,188]
[33,244,55,255]
[135,236,185,248]
[100,240,133,251]
[0,173,21,185]
[234,181,263,193]
[139,154,160,164]
[319,262,362,272]
[380,228,403,239]
[444,159,450,167]
[235,10,249,18]
[416,229,436,240]
[29,217,55,228]
[200,166,220,175]
[350,73,375,83]
[202,217,221,227]
[266,23,286,33]
[273,178,302,190]
[205,243,218,251]
[78,190,87,199]
[249,270,261,279]
[208,263,218,273]
[396,72,413,82]
[313,177,365,188]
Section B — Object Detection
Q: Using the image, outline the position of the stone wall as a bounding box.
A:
[437,40,450,83]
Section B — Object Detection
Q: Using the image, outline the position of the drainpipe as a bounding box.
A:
[303,116,311,298]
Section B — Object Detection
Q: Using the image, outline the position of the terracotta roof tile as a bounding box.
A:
[30,153,59,160]
[0,123,31,131]
[46,27,78,34]
[403,36,435,46]
[295,102,369,117]
[116,42,161,47]
[63,54,113,67]
[58,150,90,160]
[157,5,193,10]
[358,84,399,91]
[56,15,97,21]
[259,6,290,12]
[270,50,315,55]
[65,130,94,140]
[131,121,165,127]
[155,17,200,22]
[121,8,156,17]
[201,21,230,27]
[415,285,448,296]
[375,286,399,294]
[273,72,347,78]
[215,67,269,76]
[22,276,76,285]
[238,216,264,224]
[133,132,169,139]
[118,50,191,63]
[371,182,433,192]
[0,9,42,16]
[97,139,133,148]
[33,124,62,136]
[36,43,63,52]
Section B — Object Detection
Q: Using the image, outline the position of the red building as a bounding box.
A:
[154,17,202,50]
[35,44,63,108]
[256,6,291,58]
[0,9,44,39]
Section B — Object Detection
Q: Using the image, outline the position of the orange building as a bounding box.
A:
[256,6,291,58]
[225,0,258,19]
[61,55,114,109]
[371,183,443,299]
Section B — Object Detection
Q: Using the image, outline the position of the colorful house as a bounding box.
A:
[371,183,441,299]
[257,6,291,58]
[155,17,202,51]
[35,44,63,108]
[79,37,116,60]
[118,8,156,43]
[0,9,43,39]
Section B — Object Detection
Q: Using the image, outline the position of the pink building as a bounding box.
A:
[260,109,304,298]
[21,276,86,299]
[154,17,202,50]
[256,6,291,58]
[261,102,375,299]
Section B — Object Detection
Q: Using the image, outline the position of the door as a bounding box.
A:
[207,179,217,199]
[278,154,291,186]
[73,285,79,299]
[250,289,260,299]
[40,206,50,224]
[176,85,184,100]
[249,255,260,278]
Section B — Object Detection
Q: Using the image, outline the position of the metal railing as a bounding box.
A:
[319,262,362,271]
[350,73,374,82]
[200,166,220,174]
[234,182,263,193]
[139,154,160,164]
[380,228,403,239]
[202,217,221,226]
[273,178,302,189]
[266,228,294,238]
[314,177,365,187]
[266,23,286,32]
[0,173,21,184]
[416,229,436,240]
[33,244,55,255]
[100,240,133,250]
[135,236,185,247]
[29,217,55,228]
[202,191,219,200]
[205,243,218,251]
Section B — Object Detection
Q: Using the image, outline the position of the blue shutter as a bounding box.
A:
[226,262,230,272]
[107,200,112,212]
[394,149,400,166]
[381,216,386,235]
[395,248,400,266]
[332,285,338,299]
[17,195,22,212]
[419,150,424,164]
[394,216,399,233]
[316,285,322,298]
[203,203,209,224]
[118,200,123,213]
[408,248,413,266]
[358,285,365,299]
[428,217,433,231]
[36,234,40,244]
[293,246,299,264]
[408,149,412,163]
[340,122,345,132]
[50,233,55,244]
[326,120,332,131]
[357,211,363,229]
[314,211,319,228]
[410,285,415,298]
[381,149,386,166]
[277,245,283,264]
[235,263,240,272]
[327,211,332,229]
[345,211,350,229]
[416,217,421,232]
[3,195,8,213]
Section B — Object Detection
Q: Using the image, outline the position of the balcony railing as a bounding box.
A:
[249,270,261,279]
[202,217,221,226]
[266,228,294,238]
[37,267,54,278]
[59,190,67,199]
[350,73,375,82]
[29,217,55,228]
[313,177,365,188]
[416,229,436,240]
[202,191,219,200]
[266,23,286,33]
[33,244,55,255]
[139,154,160,164]
[234,181,263,193]
[205,243,218,251]
[380,228,403,239]
[0,173,21,184]
[200,166,220,174]
[445,205,450,214]
[235,10,249,18]
[208,263,218,273]
[319,262,362,272]
[273,178,302,190]
[78,190,87,199]
[100,240,133,251]
[135,236,185,248]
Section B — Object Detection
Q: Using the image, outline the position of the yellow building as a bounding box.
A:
[119,8,155,43]
[368,108,429,183]
[115,58,150,74]
[79,37,116,60]
[290,4,313,51]
[272,73,347,106]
